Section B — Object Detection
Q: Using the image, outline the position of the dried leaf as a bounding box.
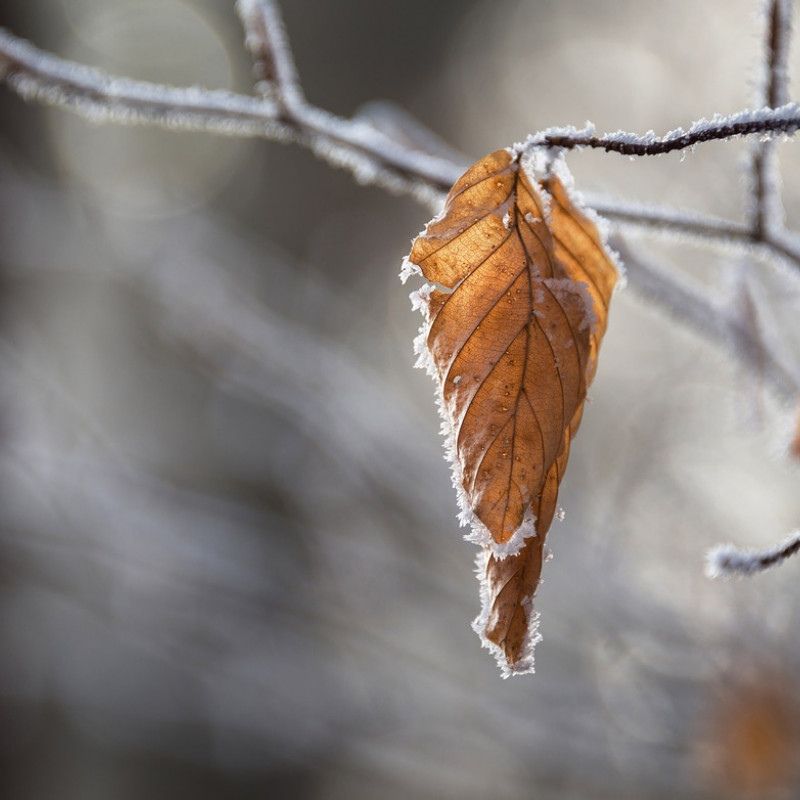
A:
[404,149,618,674]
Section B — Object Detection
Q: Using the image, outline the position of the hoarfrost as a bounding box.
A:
[399,256,422,284]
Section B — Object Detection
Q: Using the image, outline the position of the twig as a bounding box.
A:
[235,0,303,107]
[610,236,800,403]
[706,530,800,577]
[592,193,800,270]
[4,25,800,206]
[587,194,757,244]
[749,0,793,237]
[0,27,458,208]
[520,105,800,157]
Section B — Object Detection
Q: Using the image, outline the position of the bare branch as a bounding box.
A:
[764,0,793,110]
[0,28,458,208]
[590,194,800,270]
[587,194,757,244]
[610,236,800,403]
[235,0,304,107]
[706,530,800,578]
[749,0,793,237]
[521,105,800,157]
[5,24,800,207]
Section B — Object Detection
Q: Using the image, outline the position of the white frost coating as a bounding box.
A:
[521,105,800,156]
[471,549,541,678]
[399,256,423,284]
[502,210,512,230]
[705,530,800,578]
[465,504,538,559]
[512,122,596,156]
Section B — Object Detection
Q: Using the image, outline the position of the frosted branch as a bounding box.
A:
[522,105,800,157]
[235,0,304,107]
[4,23,800,210]
[0,27,458,208]
[587,194,756,244]
[748,0,793,237]
[0,28,289,135]
[705,530,800,578]
[611,237,800,403]
[764,0,793,111]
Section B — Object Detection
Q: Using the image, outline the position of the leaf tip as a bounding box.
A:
[472,548,542,678]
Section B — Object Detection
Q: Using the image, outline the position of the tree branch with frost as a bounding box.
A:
[609,237,800,402]
[235,0,303,108]
[2,1,800,248]
[706,530,800,578]
[0,26,458,208]
[521,105,800,158]
[3,18,800,272]
[749,0,792,238]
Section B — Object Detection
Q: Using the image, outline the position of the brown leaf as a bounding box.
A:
[404,149,618,674]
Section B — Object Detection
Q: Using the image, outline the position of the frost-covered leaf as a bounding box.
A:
[404,148,618,675]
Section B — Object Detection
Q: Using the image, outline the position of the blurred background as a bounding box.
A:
[1,0,800,797]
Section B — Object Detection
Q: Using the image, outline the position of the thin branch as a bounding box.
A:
[235,0,304,107]
[0,28,458,207]
[764,0,793,109]
[587,194,758,244]
[705,530,800,577]
[521,105,800,157]
[749,0,793,237]
[610,236,800,403]
[593,193,800,270]
[5,26,800,204]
